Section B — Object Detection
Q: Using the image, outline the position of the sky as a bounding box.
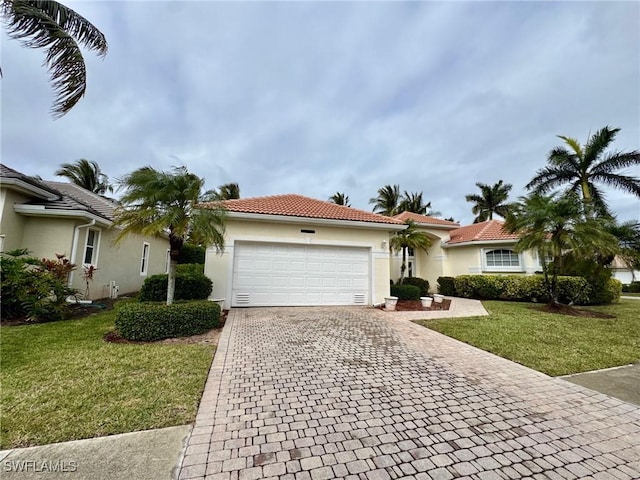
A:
[2,0,639,225]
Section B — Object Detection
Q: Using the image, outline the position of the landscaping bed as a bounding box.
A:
[377,298,451,311]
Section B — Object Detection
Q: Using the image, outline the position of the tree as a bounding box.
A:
[328,192,350,207]
[55,159,112,194]
[465,180,513,223]
[526,126,640,217]
[1,0,108,118]
[369,184,400,216]
[504,192,618,306]
[113,166,226,305]
[389,220,432,284]
[203,182,240,201]
[398,191,439,216]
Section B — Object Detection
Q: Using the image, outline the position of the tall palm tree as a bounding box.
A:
[526,126,640,217]
[55,159,112,194]
[504,192,618,305]
[465,180,512,223]
[1,0,108,118]
[203,182,240,201]
[398,191,439,216]
[389,220,432,284]
[369,184,400,216]
[113,166,226,305]
[328,192,350,207]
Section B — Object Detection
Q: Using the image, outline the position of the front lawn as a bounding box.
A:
[0,309,215,449]
[416,300,640,377]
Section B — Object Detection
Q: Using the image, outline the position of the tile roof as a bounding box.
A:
[394,211,460,228]
[445,219,520,245]
[0,163,60,197]
[44,181,117,221]
[203,194,405,225]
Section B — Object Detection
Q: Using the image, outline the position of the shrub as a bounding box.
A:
[115,301,221,341]
[178,243,205,264]
[400,277,430,296]
[176,263,205,276]
[390,284,421,300]
[622,281,640,293]
[139,271,212,302]
[0,249,78,321]
[437,277,457,296]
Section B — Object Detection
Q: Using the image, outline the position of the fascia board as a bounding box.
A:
[442,239,519,248]
[226,211,407,231]
[14,204,112,226]
[2,178,59,201]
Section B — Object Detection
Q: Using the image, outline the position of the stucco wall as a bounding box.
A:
[204,218,394,307]
[0,190,29,251]
[443,243,540,280]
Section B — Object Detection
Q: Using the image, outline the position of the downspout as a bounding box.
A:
[68,220,96,287]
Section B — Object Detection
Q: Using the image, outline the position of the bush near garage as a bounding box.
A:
[178,243,205,264]
[390,284,421,301]
[437,276,457,296]
[139,267,212,302]
[400,277,430,296]
[115,301,221,341]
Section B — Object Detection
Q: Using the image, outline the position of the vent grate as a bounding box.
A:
[235,293,250,305]
[354,294,366,304]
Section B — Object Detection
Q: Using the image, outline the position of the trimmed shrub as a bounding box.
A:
[622,281,640,293]
[437,276,457,296]
[400,277,430,296]
[176,263,205,276]
[115,301,221,341]
[139,271,212,302]
[586,277,621,305]
[390,284,421,300]
[178,243,205,264]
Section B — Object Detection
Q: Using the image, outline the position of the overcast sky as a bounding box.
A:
[2,0,639,225]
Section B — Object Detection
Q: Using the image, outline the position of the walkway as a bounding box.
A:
[178,307,640,480]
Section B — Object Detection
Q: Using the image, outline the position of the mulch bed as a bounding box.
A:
[377,298,451,312]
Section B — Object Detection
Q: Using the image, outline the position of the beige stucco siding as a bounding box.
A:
[443,243,540,279]
[22,217,77,259]
[204,218,394,308]
[0,190,29,251]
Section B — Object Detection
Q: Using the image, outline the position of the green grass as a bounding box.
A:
[415,300,640,377]
[1,309,215,449]
[622,292,640,297]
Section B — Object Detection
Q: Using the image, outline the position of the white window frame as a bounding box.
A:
[140,242,150,276]
[83,229,100,266]
[482,248,522,272]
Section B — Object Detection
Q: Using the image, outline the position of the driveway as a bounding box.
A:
[179,307,640,480]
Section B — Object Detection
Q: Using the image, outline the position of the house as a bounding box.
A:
[202,194,406,308]
[0,164,170,300]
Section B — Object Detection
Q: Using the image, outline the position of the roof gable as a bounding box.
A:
[446,219,520,245]
[202,194,404,226]
[394,211,460,228]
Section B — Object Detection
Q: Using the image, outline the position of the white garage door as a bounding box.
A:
[231,242,370,307]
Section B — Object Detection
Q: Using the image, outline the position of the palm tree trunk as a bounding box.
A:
[167,259,177,305]
[400,247,407,284]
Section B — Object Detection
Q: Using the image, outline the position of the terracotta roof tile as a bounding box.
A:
[394,211,460,227]
[446,219,520,245]
[202,194,404,225]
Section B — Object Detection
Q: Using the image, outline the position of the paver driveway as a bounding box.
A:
[178,307,640,480]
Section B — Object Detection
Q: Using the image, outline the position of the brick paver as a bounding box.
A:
[178,307,640,479]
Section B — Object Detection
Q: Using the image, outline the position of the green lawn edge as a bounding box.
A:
[1,310,216,449]
[414,299,639,377]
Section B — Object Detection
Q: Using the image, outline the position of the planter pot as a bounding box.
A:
[209,298,226,309]
[420,296,433,308]
[433,294,445,304]
[384,296,398,311]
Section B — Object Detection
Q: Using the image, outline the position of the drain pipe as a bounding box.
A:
[68,219,96,287]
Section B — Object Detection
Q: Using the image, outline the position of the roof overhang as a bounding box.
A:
[2,178,59,201]
[14,204,112,227]
[225,211,407,231]
[414,223,460,231]
[442,239,519,248]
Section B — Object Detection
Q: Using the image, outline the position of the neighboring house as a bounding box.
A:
[203,194,405,308]
[1,164,169,300]
[610,256,639,284]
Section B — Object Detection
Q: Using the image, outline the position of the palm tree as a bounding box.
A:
[328,192,350,207]
[55,159,112,194]
[1,0,108,118]
[504,192,618,306]
[398,191,440,216]
[369,184,400,216]
[389,220,432,284]
[203,182,240,201]
[465,180,513,223]
[526,126,640,217]
[113,166,226,305]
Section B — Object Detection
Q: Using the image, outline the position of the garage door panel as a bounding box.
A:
[232,242,370,307]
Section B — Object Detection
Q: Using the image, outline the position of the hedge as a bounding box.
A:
[399,277,430,296]
[390,284,421,301]
[437,277,457,296]
[450,274,621,305]
[139,268,212,302]
[622,281,640,293]
[115,301,221,341]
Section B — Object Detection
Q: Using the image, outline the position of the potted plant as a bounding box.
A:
[420,296,433,308]
[433,293,444,303]
[384,296,398,311]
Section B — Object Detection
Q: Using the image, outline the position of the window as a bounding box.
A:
[407,247,415,257]
[140,243,150,275]
[83,229,100,265]
[484,249,521,270]
[408,261,414,278]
